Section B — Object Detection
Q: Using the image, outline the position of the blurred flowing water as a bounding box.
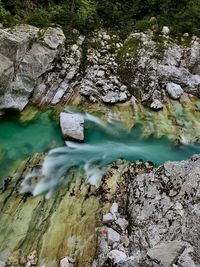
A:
[0,110,64,183]
[19,110,200,198]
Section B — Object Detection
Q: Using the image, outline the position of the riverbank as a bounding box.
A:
[0,24,200,267]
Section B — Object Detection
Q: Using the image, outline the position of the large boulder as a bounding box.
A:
[0,25,39,65]
[0,25,66,110]
[60,112,84,142]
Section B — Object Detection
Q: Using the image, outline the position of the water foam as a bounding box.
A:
[21,109,200,199]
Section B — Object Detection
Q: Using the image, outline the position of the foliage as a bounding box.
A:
[0,4,19,26]
[0,0,199,36]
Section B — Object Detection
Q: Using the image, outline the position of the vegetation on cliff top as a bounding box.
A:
[0,0,200,36]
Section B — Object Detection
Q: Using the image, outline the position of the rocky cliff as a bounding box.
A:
[0,25,200,111]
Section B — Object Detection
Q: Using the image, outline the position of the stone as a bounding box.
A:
[0,261,5,267]
[80,85,99,97]
[115,218,128,231]
[147,241,185,267]
[60,257,75,267]
[0,25,39,64]
[120,85,127,91]
[71,44,79,52]
[102,34,111,41]
[118,256,139,267]
[60,112,84,142]
[107,228,120,245]
[150,99,164,110]
[103,213,115,224]
[43,27,65,50]
[101,92,119,103]
[110,202,118,215]
[26,250,38,266]
[119,92,127,102]
[120,235,130,247]
[0,53,14,94]
[107,250,127,264]
[166,82,183,99]
[0,24,66,110]
[96,70,105,78]
[162,26,170,35]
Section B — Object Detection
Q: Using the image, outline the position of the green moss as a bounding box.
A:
[116,37,141,64]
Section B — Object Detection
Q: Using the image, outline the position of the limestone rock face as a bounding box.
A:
[0,25,39,64]
[0,54,14,96]
[147,241,185,267]
[60,112,84,142]
[125,155,200,266]
[118,31,200,108]
[0,25,65,110]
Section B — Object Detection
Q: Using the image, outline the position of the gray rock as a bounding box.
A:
[43,27,65,50]
[147,241,185,267]
[118,256,139,267]
[110,202,119,215]
[0,25,66,110]
[107,228,120,245]
[60,112,84,142]
[150,99,164,110]
[96,70,105,78]
[0,25,39,64]
[0,54,14,95]
[119,92,127,102]
[162,26,170,35]
[166,82,183,99]
[60,257,75,267]
[103,213,115,224]
[115,218,128,231]
[0,261,5,267]
[71,44,79,52]
[101,92,119,103]
[107,250,127,264]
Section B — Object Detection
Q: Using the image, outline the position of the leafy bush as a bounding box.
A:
[0,0,200,37]
[0,4,19,26]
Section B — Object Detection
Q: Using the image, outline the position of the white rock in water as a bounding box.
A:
[162,26,170,35]
[147,241,185,267]
[107,250,127,264]
[166,82,183,99]
[107,228,120,245]
[60,112,84,142]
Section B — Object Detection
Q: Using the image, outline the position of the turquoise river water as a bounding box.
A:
[0,110,64,182]
[13,110,200,198]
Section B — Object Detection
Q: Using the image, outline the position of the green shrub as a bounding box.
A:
[0,4,19,26]
[25,8,52,28]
